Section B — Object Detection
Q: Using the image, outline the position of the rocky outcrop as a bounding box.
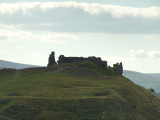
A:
[47,51,57,67]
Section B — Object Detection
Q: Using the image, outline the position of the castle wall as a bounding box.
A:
[57,55,107,68]
[47,51,123,75]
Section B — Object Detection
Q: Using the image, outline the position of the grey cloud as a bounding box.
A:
[129,50,160,59]
[19,19,160,34]
[0,2,160,34]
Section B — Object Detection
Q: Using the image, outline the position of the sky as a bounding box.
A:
[0,0,160,73]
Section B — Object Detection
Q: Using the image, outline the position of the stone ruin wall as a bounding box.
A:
[57,55,107,68]
[47,51,123,75]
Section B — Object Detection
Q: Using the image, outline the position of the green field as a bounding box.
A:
[0,63,160,120]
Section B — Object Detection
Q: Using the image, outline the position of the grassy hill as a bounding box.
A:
[0,62,160,120]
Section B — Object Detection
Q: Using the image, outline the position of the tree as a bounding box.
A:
[148,88,155,93]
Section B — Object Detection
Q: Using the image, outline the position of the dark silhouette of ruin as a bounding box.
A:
[57,55,107,68]
[47,51,57,67]
[113,62,123,75]
[47,51,123,75]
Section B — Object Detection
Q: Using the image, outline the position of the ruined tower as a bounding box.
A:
[113,62,123,75]
[47,51,57,67]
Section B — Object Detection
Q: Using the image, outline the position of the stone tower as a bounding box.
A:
[113,62,123,75]
[47,51,57,67]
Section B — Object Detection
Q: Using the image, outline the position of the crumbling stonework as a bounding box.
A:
[57,55,107,68]
[113,62,123,75]
[47,51,57,67]
[47,51,123,75]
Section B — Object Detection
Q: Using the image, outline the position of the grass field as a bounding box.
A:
[0,63,160,120]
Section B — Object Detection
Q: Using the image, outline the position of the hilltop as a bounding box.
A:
[0,61,160,120]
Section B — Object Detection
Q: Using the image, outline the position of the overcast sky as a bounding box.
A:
[0,0,160,73]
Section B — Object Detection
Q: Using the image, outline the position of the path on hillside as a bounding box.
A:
[51,68,64,74]
[15,69,20,76]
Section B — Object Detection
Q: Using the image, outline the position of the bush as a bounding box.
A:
[148,88,155,93]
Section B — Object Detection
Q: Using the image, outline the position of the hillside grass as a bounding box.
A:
[0,63,160,120]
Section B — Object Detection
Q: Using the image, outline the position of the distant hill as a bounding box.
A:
[146,73,160,79]
[123,70,160,93]
[0,62,160,120]
[0,60,39,69]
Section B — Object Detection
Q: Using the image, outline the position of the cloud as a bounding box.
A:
[40,32,78,43]
[0,2,160,18]
[129,49,147,58]
[147,51,160,58]
[0,24,78,44]
[129,49,160,59]
[0,2,160,33]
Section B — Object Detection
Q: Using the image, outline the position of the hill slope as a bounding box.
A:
[0,64,160,120]
[123,70,160,92]
[0,60,38,69]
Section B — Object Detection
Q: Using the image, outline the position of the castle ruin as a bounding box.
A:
[113,62,123,75]
[57,55,107,68]
[47,51,123,75]
[47,51,57,67]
